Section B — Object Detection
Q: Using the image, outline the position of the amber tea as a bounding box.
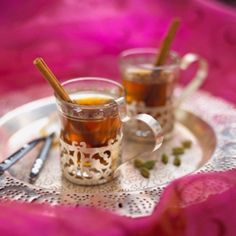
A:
[121,65,178,136]
[59,92,122,148]
[123,66,177,106]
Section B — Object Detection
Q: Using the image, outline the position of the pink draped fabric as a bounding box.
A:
[0,0,236,104]
[1,0,236,235]
[0,169,236,236]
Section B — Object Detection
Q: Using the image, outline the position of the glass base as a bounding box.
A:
[62,168,115,186]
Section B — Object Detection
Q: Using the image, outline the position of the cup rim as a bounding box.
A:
[119,47,180,70]
[55,77,125,110]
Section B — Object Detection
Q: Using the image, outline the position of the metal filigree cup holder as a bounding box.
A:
[0,89,236,217]
[60,136,122,186]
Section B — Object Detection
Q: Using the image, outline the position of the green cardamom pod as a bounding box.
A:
[140,167,150,178]
[182,140,192,149]
[161,154,169,164]
[173,156,181,166]
[143,160,156,170]
[134,159,144,169]
[172,147,185,155]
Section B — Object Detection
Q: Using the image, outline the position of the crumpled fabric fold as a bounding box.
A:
[0,169,235,236]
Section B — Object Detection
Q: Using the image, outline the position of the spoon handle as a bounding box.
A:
[0,136,46,175]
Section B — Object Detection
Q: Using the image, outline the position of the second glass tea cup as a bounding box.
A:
[119,48,208,139]
[55,77,163,186]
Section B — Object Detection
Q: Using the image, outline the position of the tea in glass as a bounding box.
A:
[120,48,179,137]
[56,78,124,185]
[120,48,207,139]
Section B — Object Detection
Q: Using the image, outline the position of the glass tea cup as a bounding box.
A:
[55,77,163,186]
[119,48,208,139]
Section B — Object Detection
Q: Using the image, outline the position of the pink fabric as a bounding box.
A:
[0,169,235,236]
[1,1,236,235]
[159,0,236,104]
[0,0,236,104]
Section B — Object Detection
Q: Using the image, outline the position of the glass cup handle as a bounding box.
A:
[122,113,163,151]
[175,53,208,107]
[113,114,163,177]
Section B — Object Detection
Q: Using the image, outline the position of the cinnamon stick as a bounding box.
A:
[33,58,95,146]
[145,18,180,105]
[33,58,73,103]
[155,18,180,66]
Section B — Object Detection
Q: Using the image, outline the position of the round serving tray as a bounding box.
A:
[0,90,236,217]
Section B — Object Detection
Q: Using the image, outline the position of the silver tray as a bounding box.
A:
[0,91,236,217]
